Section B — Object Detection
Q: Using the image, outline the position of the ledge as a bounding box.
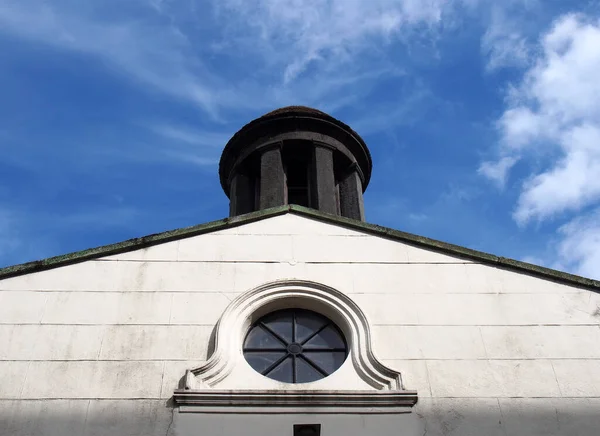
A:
[173,389,418,414]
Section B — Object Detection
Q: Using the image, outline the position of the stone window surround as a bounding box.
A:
[174,280,418,413]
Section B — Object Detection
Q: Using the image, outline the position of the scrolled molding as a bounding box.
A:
[183,280,412,392]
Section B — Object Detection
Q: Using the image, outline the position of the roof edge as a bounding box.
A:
[0,206,290,280]
[0,205,599,291]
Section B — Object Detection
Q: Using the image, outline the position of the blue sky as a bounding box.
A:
[1,0,600,279]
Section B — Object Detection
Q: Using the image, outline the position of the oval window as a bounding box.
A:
[243,309,348,383]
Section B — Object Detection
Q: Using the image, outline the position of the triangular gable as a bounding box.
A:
[0,205,598,291]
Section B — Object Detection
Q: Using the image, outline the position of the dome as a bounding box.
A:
[260,105,330,119]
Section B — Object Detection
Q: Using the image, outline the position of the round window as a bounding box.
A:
[243,309,348,383]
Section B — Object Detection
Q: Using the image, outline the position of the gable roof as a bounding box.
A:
[1,205,599,290]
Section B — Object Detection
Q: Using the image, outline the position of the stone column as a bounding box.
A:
[259,144,286,209]
[339,166,365,221]
[229,172,255,217]
[311,144,337,215]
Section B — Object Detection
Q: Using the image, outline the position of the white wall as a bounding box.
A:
[1,213,599,435]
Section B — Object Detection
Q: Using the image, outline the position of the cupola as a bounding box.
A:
[218,106,372,221]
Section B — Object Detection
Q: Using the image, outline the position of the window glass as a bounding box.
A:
[243,309,348,383]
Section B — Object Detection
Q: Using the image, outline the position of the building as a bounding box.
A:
[1,106,600,435]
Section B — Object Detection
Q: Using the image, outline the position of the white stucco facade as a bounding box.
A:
[1,213,600,435]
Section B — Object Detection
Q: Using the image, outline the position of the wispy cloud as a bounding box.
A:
[143,123,229,166]
[478,156,518,188]
[148,124,229,148]
[0,0,226,116]
[215,0,451,83]
[554,209,600,279]
[0,0,519,123]
[480,1,537,71]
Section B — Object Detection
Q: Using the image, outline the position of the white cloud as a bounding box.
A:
[482,13,600,224]
[478,156,518,187]
[514,124,600,223]
[554,209,600,279]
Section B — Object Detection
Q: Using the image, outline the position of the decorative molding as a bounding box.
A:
[176,280,418,412]
[174,389,418,414]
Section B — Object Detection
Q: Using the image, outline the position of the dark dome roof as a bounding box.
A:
[260,105,329,119]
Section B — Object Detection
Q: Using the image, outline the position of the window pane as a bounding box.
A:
[245,326,286,348]
[295,313,326,343]
[267,356,293,383]
[296,357,323,383]
[244,352,286,373]
[303,325,345,349]
[303,352,346,373]
[262,312,293,343]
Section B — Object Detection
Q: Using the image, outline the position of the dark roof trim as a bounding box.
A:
[1,205,599,290]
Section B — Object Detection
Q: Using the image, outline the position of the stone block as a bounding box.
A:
[98,325,213,360]
[415,398,504,436]
[416,292,598,325]
[372,326,487,359]
[0,325,104,360]
[0,325,39,360]
[120,261,236,292]
[481,326,600,359]
[177,234,294,262]
[292,234,467,263]
[552,360,600,397]
[21,361,163,399]
[350,294,421,326]
[32,325,105,360]
[499,398,561,436]
[302,263,356,293]
[427,360,560,397]
[41,292,172,324]
[84,400,172,436]
[351,263,472,295]
[41,292,120,324]
[231,261,307,293]
[170,293,231,325]
[554,398,600,435]
[0,362,29,398]
[499,398,600,436]
[116,292,173,324]
[0,291,46,323]
[0,399,89,436]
